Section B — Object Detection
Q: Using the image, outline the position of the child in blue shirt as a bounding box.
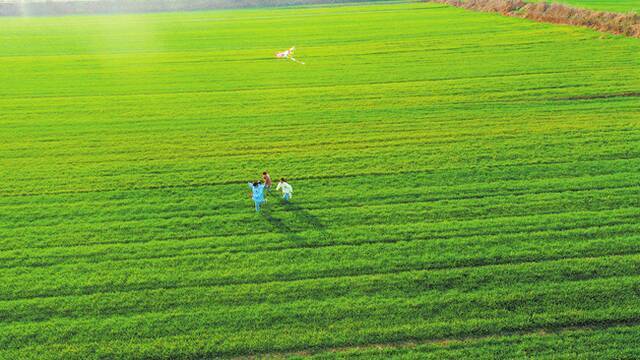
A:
[248,181,266,212]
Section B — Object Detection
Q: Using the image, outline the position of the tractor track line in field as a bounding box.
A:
[8,147,639,187]
[3,204,637,255]
[244,320,640,359]
[3,276,639,329]
[2,249,640,303]
[0,129,568,164]
[6,126,638,167]
[4,212,638,272]
[4,195,639,255]
[7,182,639,232]
[2,179,637,221]
[4,169,638,216]
[4,276,640,338]
[555,92,640,101]
[1,269,637,328]
[0,68,594,102]
[2,218,637,269]
[4,154,639,198]
[3,184,639,250]
[8,307,639,357]
[4,159,638,204]
[5,104,631,139]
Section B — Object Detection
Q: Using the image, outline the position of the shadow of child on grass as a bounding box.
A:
[247,175,325,234]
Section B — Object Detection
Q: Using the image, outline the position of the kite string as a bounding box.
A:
[290,57,305,65]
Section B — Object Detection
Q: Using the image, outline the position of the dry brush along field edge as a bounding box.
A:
[426,0,640,37]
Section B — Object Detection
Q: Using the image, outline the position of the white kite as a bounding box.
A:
[276,46,305,64]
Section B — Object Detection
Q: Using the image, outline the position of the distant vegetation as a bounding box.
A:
[0,0,387,16]
[528,0,639,13]
[429,0,640,37]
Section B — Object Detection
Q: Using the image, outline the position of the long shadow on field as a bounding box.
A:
[285,202,325,231]
[261,200,325,236]
[262,209,293,234]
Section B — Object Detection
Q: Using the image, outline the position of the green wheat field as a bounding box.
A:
[1,1,640,358]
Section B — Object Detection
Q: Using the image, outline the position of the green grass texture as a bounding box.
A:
[1,1,639,358]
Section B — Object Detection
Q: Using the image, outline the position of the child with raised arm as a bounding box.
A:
[248,181,266,212]
[276,178,293,202]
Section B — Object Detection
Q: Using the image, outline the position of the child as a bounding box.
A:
[276,178,293,202]
[248,181,266,212]
[262,171,273,195]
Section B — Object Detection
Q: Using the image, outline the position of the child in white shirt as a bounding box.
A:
[276,178,293,202]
